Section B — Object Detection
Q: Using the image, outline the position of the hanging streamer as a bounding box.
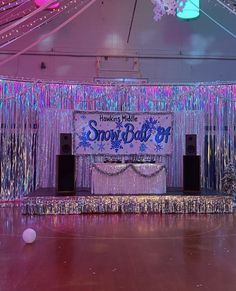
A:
[0,0,97,67]
[0,81,236,200]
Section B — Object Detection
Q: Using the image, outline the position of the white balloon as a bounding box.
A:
[22,228,37,244]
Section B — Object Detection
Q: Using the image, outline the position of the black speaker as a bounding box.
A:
[56,155,75,194]
[186,134,197,155]
[183,155,201,192]
[60,133,72,155]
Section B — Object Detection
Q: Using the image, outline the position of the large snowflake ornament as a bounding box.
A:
[153,3,165,21]
[151,0,187,21]
[164,0,177,15]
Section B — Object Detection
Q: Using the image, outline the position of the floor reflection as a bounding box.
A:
[0,207,236,291]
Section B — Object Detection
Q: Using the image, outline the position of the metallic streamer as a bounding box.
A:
[0,80,236,200]
[22,195,233,215]
[92,163,167,178]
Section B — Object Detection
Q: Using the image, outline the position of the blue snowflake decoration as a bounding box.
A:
[144,117,158,132]
[110,140,123,153]
[98,142,105,152]
[139,143,147,153]
[155,143,163,152]
[115,120,123,130]
[77,129,92,151]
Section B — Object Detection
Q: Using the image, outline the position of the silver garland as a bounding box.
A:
[92,164,167,178]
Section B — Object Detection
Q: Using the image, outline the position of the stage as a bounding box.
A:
[22,188,233,215]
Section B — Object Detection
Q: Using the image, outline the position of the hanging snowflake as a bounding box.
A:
[164,0,178,15]
[110,140,123,153]
[153,3,165,21]
[151,0,187,21]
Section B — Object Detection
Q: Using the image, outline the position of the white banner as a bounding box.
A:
[73,111,173,155]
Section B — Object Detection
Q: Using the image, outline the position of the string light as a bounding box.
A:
[189,0,236,39]
[0,0,92,48]
[216,0,236,15]
[0,0,56,36]
[0,0,97,67]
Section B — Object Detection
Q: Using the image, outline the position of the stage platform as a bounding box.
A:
[22,188,233,215]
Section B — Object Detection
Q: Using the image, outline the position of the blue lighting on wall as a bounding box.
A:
[177,0,200,20]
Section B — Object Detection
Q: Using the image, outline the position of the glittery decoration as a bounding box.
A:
[92,163,167,178]
[0,80,236,200]
[222,163,236,195]
[91,163,166,195]
[22,195,233,215]
[151,0,187,21]
[73,111,173,155]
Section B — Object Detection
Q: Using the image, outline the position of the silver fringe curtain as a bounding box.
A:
[0,80,235,200]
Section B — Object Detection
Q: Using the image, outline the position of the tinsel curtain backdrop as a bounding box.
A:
[0,80,235,200]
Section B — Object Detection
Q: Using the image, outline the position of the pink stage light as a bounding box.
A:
[34,0,60,10]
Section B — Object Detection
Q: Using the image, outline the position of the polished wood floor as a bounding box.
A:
[1,206,236,291]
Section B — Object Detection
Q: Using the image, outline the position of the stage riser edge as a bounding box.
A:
[22,195,233,215]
